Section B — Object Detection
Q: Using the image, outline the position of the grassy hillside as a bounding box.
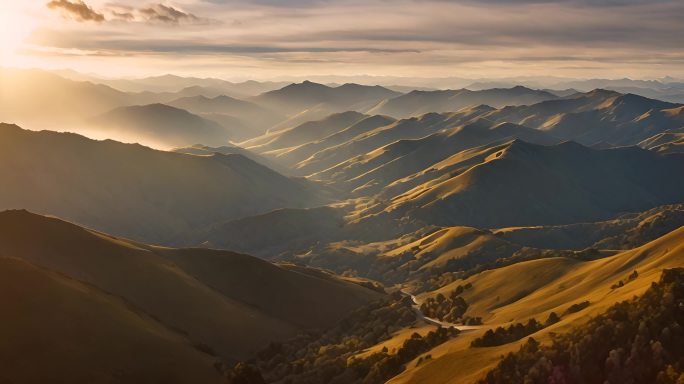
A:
[358,140,684,231]
[391,226,684,383]
[0,257,224,383]
[478,268,684,383]
[0,123,327,244]
[0,210,382,362]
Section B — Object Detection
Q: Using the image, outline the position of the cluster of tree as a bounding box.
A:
[357,327,460,384]
[471,318,546,348]
[227,292,423,384]
[611,269,639,289]
[420,284,472,322]
[463,316,484,325]
[226,362,266,384]
[479,268,684,384]
[413,271,462,293]
[564,300,591,316]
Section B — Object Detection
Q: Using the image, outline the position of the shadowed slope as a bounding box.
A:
[0,210,382,361]
[357,140,684,232]
[0,123,327,244]
[0,256,224,383]
[312,120,560,196]
[92,103,231,148]
[241,111,367,152]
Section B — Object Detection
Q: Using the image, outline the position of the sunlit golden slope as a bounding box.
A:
[391,225,684,384]
[384,226,520,270]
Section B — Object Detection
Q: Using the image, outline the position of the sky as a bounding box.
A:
[2,0,684,81]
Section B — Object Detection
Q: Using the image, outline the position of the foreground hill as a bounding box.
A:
[479,268,684,384]
[390,225,684,384]
[92,103,232,148]
[0,123,327,244]
[0,256,225,383]
[0,210,381,371]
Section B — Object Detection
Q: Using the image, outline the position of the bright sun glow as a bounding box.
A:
[0,3,36,66]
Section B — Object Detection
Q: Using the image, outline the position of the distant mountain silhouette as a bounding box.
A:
[368,86,557,118]
[252,81,401,115]
[483,90,684,146]
[167,94,285,139]
[92,103,232,148]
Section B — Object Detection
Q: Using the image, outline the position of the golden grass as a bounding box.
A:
[391,226,684,384]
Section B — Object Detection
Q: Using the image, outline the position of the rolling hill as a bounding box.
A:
[241,111,368,153]
[482,90,684,146]
[495,204,684,251]
[92,103,232,148]
[167,94,285,139]
[639,128,684,154]
[271,114,398,169]
[294,111,482,177]
[173,144,291,174]
[0,210,382,367]
[391,224,684,384]
[310,120,561,196]
[352,139,684,235]
[0,256,225,383]
[0,123,327,244]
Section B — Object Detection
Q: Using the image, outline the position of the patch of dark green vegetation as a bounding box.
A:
[226,292,460,384]
[479,268,684,384]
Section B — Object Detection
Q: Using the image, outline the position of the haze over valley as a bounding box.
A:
[1,0,684,383]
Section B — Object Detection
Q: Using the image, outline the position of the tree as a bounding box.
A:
[545,312,560,326]
[227,362,266,384]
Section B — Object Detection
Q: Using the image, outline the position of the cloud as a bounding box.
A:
[137,4,204,24]
[46,0,105,22]
[35,0,684,79]
[47,1,209,24]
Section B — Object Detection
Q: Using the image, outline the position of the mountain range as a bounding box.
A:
[0,123,326,244]
[2,69,684,384]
